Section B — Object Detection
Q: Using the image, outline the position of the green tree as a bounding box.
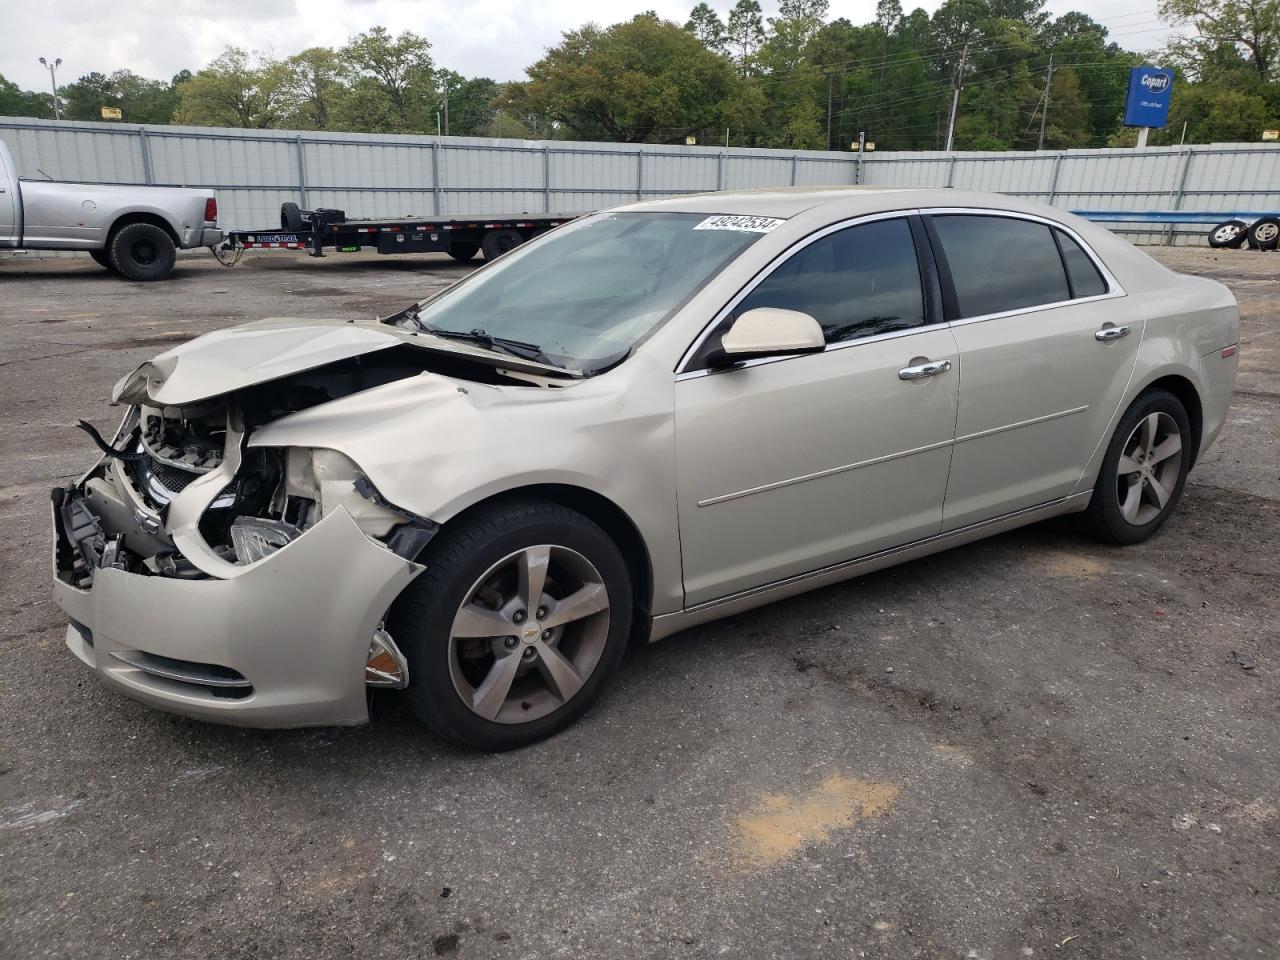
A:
[60,72,113,120]
[282,48,345,129]
[519,15,740,142]
[0,73,55,119]
[173,48,294,127]
[755,0,829,147]
[440,73,500,136]
[727,0,767,66]
[1162,84,1274,140]
[337,27,437,133]
[686,3,729,53]
[1159,0,1279,79]
[1038,66,1092,146]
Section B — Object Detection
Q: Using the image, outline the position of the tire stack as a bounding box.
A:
[1208,216,1280,251]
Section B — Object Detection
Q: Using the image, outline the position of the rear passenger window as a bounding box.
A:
[1056,229,1108,298]
[931,215,1070,318]
[734,217,924,345]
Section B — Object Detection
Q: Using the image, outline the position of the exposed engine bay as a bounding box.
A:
[54,345,545,589]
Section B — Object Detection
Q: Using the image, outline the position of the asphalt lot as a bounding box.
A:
[1,244,1277,959]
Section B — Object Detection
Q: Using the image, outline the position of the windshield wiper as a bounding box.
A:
[388,305,568,371]
[419,321,559,367]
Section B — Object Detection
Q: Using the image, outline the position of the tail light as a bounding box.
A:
[204,198,218,222]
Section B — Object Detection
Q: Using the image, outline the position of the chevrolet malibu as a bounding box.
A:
[52,188,1239,750]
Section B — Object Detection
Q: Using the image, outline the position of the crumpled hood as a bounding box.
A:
[112,317,572,406]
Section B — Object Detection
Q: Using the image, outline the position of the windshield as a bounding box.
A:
[403,212,772,373]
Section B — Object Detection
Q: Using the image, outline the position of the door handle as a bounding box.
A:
[898,359,952,381]
[1095,324,1130,342]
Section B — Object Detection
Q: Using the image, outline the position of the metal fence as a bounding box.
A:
[3,116,1278,246]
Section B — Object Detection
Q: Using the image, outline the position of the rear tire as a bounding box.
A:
[1207,220,1248,249]
[481,229,523,262]
[89,249,117,272]
[1246,217,1280,251]
[390,500,633,751]
[108,223,177,281]
[1080,389,1192,545]
[447,242,480,261]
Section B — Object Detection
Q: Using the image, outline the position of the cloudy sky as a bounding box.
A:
[3,0,1176,91]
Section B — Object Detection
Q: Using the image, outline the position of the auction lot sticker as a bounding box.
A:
[694,215,786,233]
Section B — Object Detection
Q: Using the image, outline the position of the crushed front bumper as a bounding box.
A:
[53,501,422,728]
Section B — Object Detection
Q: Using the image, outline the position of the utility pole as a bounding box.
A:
[826,74,833,151]
[1037,54,1054,151]
[944,44,967,152]
[38,57,62,120]
[441,82,449,137]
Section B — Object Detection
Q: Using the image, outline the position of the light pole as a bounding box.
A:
[38,57,62,120]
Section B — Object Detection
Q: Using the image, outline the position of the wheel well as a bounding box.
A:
[107,213,179,246]
[441,485,655,635]
[1142,374,1203,465]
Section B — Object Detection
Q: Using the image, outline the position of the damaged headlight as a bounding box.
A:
[213,446,438,565]
[229,517,300,564]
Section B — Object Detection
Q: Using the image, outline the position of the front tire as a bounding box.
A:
[390,500,633,751]
[1081,389,1192,545]
[89,249,117,272]
[108,223,177,281]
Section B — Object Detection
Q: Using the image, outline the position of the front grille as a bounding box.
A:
[146,458,198,496]
[130,447,236,511]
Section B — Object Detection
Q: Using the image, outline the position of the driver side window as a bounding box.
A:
[734,217,926,346]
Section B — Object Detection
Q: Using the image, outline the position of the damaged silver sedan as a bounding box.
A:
[53,188,1239,750]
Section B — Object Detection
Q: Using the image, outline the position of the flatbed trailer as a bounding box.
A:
[216,202,578,264]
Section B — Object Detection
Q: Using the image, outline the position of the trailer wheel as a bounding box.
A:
[447,242,480,261]
[280,202,305,233]
[1207,220,1248,249]
[1247,217,1280,251]
[481,229,523,262]
[108,223,177,281]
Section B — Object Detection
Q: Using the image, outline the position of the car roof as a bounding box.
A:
[615,186,1065,222]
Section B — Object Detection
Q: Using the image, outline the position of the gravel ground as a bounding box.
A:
[1,245,1277,960]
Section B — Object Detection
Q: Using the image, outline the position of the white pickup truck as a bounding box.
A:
[0,138,222,280]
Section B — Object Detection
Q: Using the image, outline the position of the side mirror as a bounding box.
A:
[711,307,826,365]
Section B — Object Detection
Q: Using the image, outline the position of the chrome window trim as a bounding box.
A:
[674,205,1128,380]
[922,207,1128,328]
[675,209,926,379]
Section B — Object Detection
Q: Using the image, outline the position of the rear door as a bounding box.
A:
[0,144,17,245]
[926,212,1143,531]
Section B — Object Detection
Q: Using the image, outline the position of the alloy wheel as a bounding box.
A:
[1254,222,1279,246]
[447,545,611,724]
[1213,224,1242,244]
[1115,411,1183,526]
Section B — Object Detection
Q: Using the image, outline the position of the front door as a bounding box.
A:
[674,216,960,606]
[926,213,1144,530]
